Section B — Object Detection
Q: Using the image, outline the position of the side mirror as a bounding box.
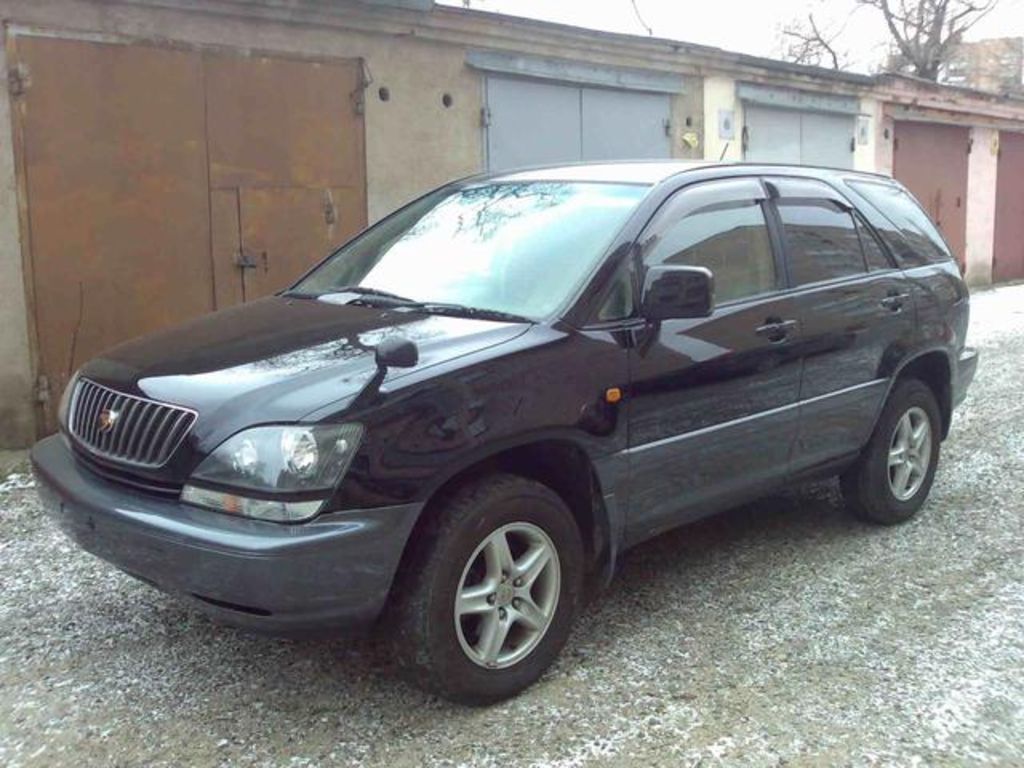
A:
[640,265,714,321]
[375,337,419,370]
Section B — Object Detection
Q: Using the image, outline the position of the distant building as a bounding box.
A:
[941,37,1024,95]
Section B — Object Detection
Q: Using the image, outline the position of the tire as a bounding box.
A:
[388,473,584,705]
[841,377,942,525]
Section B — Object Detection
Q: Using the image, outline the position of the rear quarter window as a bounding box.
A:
[846,180,953,267]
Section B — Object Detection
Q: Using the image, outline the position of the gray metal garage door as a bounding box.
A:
[745,105,855,169]
[485,76,670,171]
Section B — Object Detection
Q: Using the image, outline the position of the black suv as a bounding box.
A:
[32,162,977,704]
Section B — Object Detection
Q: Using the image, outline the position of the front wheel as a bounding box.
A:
[389,474,584,705]
[841,378,942,525]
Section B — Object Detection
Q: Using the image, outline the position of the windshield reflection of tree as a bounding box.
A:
[406,183,573,244]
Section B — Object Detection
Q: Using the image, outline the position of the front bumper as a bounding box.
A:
[31,435,422,635]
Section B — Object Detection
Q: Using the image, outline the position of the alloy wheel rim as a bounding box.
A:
[888,406,932,502]
[454,522,561,670]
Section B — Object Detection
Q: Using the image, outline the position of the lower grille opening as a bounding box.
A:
[190,593,273,617]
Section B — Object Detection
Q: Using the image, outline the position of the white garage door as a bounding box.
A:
[486,76,670,172]
[745,105,855,169]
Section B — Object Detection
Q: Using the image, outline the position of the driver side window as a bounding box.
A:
[642,180,778,305]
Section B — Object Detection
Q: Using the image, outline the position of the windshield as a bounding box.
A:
[292,181,649,320]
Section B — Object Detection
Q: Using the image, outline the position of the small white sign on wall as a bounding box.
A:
[718,109,736,140]
[857,115,872,146]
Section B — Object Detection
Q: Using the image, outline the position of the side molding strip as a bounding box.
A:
[625,378,888,455]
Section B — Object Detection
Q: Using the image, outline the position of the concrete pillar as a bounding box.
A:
[876,112,896,177]
[0,47,38,448]
[964,126,999,286]
[854,98,884,173]
[702,76,743,163]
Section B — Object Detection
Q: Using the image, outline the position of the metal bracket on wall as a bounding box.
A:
[322,190,337,225]
[234,249,260,270]
[350,58,371,116]
[35,375,50,405]
[7,62,30,97]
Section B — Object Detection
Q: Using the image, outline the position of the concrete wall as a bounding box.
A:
[0,47,37,448]
[964,126,1000,285]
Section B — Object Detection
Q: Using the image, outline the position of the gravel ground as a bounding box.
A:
[2,284,1023,768]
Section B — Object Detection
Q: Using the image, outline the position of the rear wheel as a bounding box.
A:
[841,378,941,525]
[390,473,584,705]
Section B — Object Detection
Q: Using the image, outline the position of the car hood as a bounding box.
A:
[82,295,530,441]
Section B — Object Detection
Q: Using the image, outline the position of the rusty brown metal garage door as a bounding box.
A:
[205,53,366,306]
[893,121,969,268]
[993,131,1024,283]
[9,35,366,433]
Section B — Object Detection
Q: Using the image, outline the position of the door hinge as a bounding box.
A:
[35,374,50,405]
[7,63,30,98]
[480,106,491,128]
[663,118,672,138]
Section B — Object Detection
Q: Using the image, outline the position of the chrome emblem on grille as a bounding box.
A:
[97,408,120,433]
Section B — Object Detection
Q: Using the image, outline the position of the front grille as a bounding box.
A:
[68,379,196,468]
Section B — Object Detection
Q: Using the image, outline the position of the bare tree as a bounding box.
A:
[869,0,998,79]
[782,13,848,69]
[781,0,999,80]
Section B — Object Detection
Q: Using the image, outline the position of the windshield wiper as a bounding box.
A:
[302,286,530,322]
[399,302,532,324]
[332,285,416,302]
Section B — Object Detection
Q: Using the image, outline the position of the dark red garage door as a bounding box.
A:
[893,121,970,268]
[994,131,1024,283]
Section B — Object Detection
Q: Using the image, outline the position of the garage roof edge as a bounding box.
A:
[465,49,685,94]
[737,82,860,115]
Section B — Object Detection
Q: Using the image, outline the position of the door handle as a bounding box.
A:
[880,292,909,312]
[756,318,797,343]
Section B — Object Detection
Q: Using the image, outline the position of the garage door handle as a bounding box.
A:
[756,319,797,342]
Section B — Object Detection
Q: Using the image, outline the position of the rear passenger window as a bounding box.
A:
[856,217,892,271]
[778,199,866,286]
[643,181,777,304]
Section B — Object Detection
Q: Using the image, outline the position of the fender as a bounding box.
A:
[413,428,625,585]
[871,345,955,440]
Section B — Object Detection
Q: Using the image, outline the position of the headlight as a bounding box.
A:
[181,423,363,523]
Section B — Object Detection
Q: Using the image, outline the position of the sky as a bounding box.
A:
[439,0,1024,74]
